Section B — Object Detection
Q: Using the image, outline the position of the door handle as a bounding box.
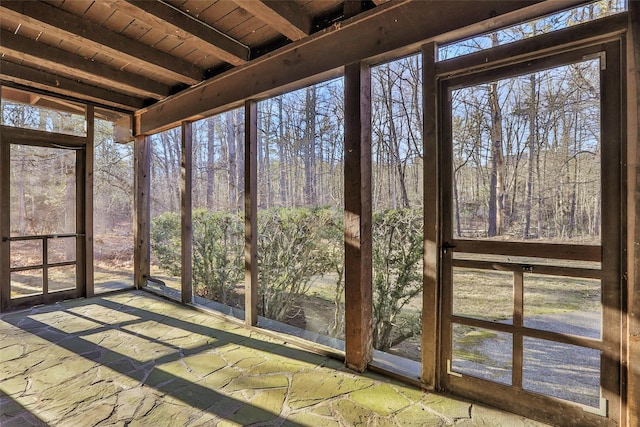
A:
[442,241,456,254]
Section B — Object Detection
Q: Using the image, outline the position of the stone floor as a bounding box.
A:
[0,290,548,426]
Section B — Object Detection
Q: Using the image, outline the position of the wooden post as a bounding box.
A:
[344,61,372,372]
[626,2,640,425]
[84,104,94,298]
[421,42,439,389]
[245,100,258,326]
[600,40,623,424]
[0,132,9,311]
[134,134,150,289]
[181,121,193,304]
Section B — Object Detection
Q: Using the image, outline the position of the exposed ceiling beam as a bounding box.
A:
[0,30,171,100]
[0,1,203,85]
[137,0,590,135]
[103,0,249,66]
[232,0,312,41]
[0,61,146,111]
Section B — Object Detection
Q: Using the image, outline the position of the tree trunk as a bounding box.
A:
[524,74,537,239]
[278,97,287,206]
[304,86,317,205]
[226,111,237,213]
[236,110,245,211]
[488,79,505,237]
[206,118,216,210]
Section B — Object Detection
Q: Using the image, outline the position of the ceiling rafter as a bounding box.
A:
[0,1,203,85]
[102,0,250,66]
[0,61,146,111]
[0,29,171,100]
[232,0,312,41]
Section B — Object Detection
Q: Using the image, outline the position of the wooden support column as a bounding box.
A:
[134,134,150,289]
[0,132,9,311]
[245,100,258,326]
[344,61,372,372]
[84,104,94,298]
[181,121,193,304]
[421,42,439,390]
[626,2,640,425]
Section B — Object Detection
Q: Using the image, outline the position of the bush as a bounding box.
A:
[372,208,423,351]
[150,211,181,277]
[257,207,339,322]
[150,210,244,306]
[192,210,244,305]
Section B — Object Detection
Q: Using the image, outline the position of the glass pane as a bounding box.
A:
[523,337,600,407]
[94,114,134,293]
[149,127,182,292]
[257,78,345,350]
[10,145,76,236]
[524,274,601,339]
[371,54,424,363]
[48,236,76,264]
[453,267,513,324]
[452,324,512,385]
[451,59,601,244]
[10,240,42,268]
[11,270,42,297]
[439,0,627,60]
[191,108,246,318]
[48,265,76,292]
[1,86,86,136]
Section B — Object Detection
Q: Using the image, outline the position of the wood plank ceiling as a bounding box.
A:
[0,0,383,113]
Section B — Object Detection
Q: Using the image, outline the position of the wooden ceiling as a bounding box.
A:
[0,0,384,112]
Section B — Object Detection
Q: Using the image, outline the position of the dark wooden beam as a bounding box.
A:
[244,100,258,326]
[0,133,10,312]
[0,1,203,85]
[600,40,623,424]
[421,41,439,390]
[181,121,193,304]
[0,30,170,100]
[0,61,145,111]
[343,62,372,372]
[84,105,95,298]
[137,0,578,135]
[105,0,249,66]
[626,2,640,425]
[134,135,150,289]
[0,125,87,148]
[233,0,312,41]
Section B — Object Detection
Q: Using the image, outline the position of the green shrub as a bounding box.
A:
[192,209,244,305]
[257,207,340,322]
[150,210,244,306]
[372,208,423,351]
[150,211,181,277]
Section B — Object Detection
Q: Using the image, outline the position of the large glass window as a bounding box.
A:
[93,109,134,293]
[148,127,182,294]
[451,60,601,243]
[438,0,627,60]
[9,144,77,297]
[191,108,245,318]
[1,86,86,136]
[257,78,345,349]
[371,54,423,368]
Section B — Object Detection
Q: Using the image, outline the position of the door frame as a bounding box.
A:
[435,39,623,426]
[0,125,89,311]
